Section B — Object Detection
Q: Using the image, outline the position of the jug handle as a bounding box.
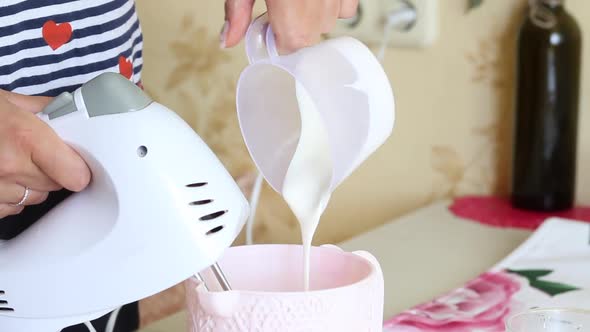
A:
[245,12,279,64]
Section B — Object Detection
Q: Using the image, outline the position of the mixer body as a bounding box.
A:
[0,73,249,331]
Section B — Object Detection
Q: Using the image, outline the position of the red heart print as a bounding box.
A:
[119,56,133,79]
[42,20,72,50]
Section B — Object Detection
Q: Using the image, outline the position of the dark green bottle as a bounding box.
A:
[511,0,582,211]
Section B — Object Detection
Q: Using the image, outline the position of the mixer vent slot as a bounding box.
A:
[186,182,208,188]
[200,210,227,221]
[190,199,213,206]
[206,225,224,235]
[0,291,14,312]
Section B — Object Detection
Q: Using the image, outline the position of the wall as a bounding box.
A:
[136,0,590,246]
[134,0,590,324]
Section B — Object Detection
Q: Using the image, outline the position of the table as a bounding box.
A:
[140,200,532,331]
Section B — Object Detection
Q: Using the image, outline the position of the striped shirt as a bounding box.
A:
[0,1,144,331]
[0,0,143,97]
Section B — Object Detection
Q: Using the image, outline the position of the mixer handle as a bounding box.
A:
[39,73,152,123]
[0,73,151,240]
[0,73,144,240]
[34,72,154,193]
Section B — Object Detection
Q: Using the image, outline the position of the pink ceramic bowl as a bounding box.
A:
[185,244,384,332]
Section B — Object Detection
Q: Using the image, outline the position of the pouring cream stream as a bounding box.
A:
[281,81,333,291]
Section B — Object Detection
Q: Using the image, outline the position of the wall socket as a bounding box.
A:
[328,0,438,48]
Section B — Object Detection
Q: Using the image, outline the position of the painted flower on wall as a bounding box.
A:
[166,15,231,93]
[429,16,518,202]
[468,0,485,12]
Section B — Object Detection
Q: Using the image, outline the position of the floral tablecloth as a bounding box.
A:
[383,217,590,331]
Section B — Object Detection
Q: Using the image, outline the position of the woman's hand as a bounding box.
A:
[221,0,359,54]
[0,90,90,219]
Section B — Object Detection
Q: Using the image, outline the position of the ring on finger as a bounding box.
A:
[9,186,30,207]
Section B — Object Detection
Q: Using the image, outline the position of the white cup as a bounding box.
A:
[507,308,590,332]
[185,244,384,332]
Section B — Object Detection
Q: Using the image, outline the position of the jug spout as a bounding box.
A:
[192,282,241,318]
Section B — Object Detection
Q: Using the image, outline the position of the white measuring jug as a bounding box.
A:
[236,13,395,195]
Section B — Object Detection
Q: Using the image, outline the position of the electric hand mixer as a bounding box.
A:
[0,72,250,332]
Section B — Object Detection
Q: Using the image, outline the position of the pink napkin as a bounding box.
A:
[449,195,590,230]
